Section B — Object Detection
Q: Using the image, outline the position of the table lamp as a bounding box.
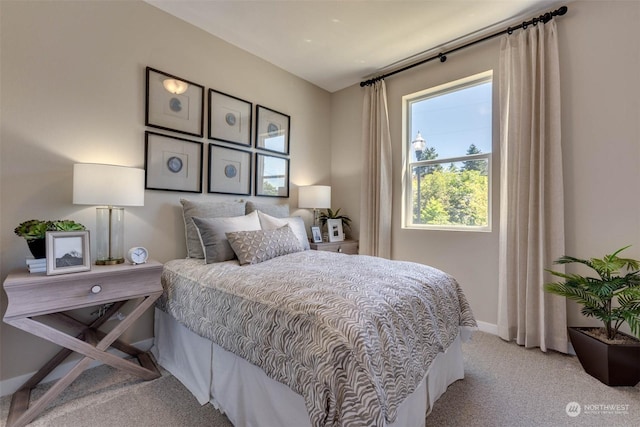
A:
[298,185,331,226]
[73,163,145,265]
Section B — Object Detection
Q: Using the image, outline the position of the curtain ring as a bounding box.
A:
[438,53,447,63]
[507,27,513,35]
[522,21,528,29]
[532,17,538,26]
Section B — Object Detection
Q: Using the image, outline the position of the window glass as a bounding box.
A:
[403,71,493,231]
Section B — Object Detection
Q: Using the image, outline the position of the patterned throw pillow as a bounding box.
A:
[226,225,303,265]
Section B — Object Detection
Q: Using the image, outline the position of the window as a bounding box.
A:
[402,71,493,231]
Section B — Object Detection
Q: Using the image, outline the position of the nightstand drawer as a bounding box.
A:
[3,261,162,320]
[310,240,359,254]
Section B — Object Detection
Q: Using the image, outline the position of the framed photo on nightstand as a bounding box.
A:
[311,226,322,243]
[45,231,91,275]
[327,219,344,242]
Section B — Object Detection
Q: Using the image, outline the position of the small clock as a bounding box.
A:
[126,247,149,265]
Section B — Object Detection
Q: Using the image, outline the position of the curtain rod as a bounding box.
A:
[360,5,568,87]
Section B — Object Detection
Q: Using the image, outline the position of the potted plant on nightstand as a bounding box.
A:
[319,208,351,234]
[14,219,86,259]
[544,245,640,386]
[320,208,351,230]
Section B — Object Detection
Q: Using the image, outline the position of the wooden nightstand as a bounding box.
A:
[309,239,359,254]
[2,261,163,427]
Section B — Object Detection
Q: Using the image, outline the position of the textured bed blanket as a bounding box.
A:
[158,251,476,427]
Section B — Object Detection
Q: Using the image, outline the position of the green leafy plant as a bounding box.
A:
[319,208,352,231]
[544,245,640,340]
[14,219,86,240]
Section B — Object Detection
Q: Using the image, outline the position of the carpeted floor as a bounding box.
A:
[1,331,638,426]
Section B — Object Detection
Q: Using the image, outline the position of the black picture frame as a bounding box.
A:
[145,67,204,137]
[208,89,252,146]
[144,131,203,193]
[208,144,252,196]
[255,105,290,155]
[255,153,289,198]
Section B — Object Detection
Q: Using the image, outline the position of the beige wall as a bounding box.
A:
[0,0,331,382]
[330,0,640,330]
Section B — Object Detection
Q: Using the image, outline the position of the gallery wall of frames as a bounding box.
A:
[144,67,291,198]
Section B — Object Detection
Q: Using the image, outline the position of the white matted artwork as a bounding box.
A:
[208,90,252,146]
[255,105,290,155]
[145,131,203,193]
[46,231,91,275]
[327,219,344,242]
[208,144,251,196]
[145,67,204,137]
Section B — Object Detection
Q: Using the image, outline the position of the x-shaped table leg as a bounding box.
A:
[5,292,162,427]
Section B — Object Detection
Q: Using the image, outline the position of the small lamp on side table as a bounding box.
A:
[73,163,145,265]
[298,185,331,227]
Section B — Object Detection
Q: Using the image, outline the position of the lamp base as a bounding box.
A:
[96,258,124,265]
[313,208,321,227]
[96,206,125,264]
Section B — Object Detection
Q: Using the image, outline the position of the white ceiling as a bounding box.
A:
[145,0,564,92]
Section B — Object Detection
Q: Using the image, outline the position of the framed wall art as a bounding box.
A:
[255,105,290,154]
[46,231,91,275]
[145,131,203,193]
[208,144,251,196]
[327,219,345,243]
[145,67,204,137]
[208,89,252,146]
[255,153,289,198]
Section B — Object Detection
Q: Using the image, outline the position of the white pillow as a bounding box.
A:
[257,211,310,250]
[192,211,261,263]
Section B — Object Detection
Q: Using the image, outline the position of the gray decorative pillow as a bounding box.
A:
[181,199,246,258]
[245,201,290,218]
[192,211,261,264]
[226,225,303,265]
[257,211,310,250]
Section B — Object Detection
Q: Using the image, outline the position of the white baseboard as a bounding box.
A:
[476,320,498,335]
[0,338,154,398]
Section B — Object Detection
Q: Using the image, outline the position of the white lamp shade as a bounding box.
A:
[298,185,331,209]
[73,163,145,206]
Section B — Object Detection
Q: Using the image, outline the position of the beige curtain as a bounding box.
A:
[360,80,392,258]
[497,20,568,353]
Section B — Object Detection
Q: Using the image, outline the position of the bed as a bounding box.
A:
[151,200,476,427]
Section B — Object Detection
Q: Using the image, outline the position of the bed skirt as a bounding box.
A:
[151,308,471,427]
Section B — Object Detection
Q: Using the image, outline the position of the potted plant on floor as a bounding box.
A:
[544,245,640,386]
[14,219,86,259]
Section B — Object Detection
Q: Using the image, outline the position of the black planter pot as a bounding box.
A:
[26,238,46,259]
[568,327,640,386]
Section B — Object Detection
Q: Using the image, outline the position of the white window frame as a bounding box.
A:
[401,71,493,232]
